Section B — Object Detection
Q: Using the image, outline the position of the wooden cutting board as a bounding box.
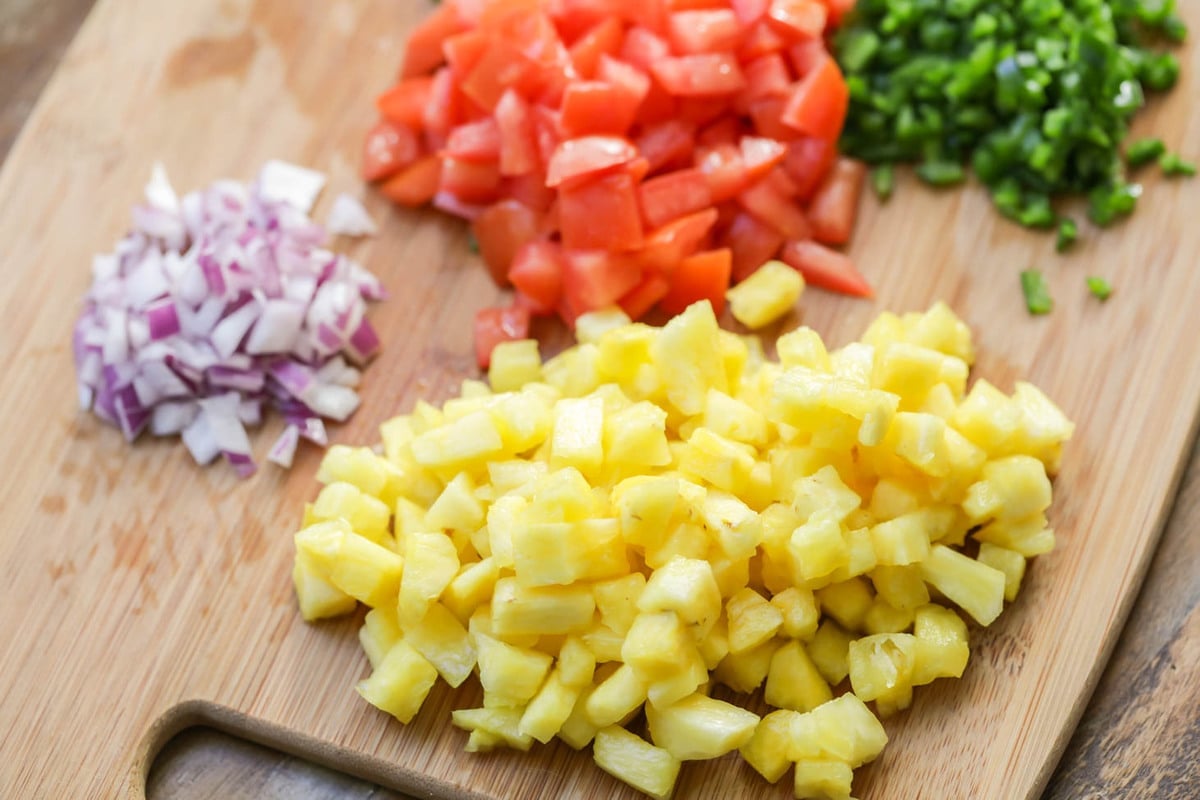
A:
[2,1,1199,798]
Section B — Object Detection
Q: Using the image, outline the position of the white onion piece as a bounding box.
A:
[327,194,377,237]
[72,163,383,476]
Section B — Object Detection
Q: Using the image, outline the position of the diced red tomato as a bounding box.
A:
[779,240,873,297]
[731,0,769,25]
[697,116,743,148]
[444,118,503,162]
[509,240,566,309]
[667,10,744,54]
[780,54,848,141]
[558,170,644,251]
[378,155,442,206]
[696,143,749,202]
[562,249,645,314]
[377,77,435,129]
[568,17,624,77]
[678,97,733,126]
[637,120,696,174]
[737,54,792,113]
[766,0,827,41]
[596,55,652,111]
[362,120,422,182]
[724,211,786,281]
[401,1,463,78]
[638,168,713,229]
[651,54,747,96]
[783,135,836,201]
[546,135,639,187]
[620,26,672,70]
[494,90,539,176]
[443,30,489,80]
[459,41,534,111]
[740,136,788,182]
[736,167,811,239]
[659,247,732,315]
[737,20,787,61]
[618,273,672,319]
[475,305,532,368]
[806,157,866,245]
[502,172,555,211]
[472,199,543,284]
[786,37,826,77]
[440,157,503,202]
[666,0,731,10]
[422,68,462,141]
[561,81,640,137]
[638,207,719,272]
[532,106,563,171]
[434,191,489,220]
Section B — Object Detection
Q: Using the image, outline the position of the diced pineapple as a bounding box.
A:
[867,477,926,521]
[491,577,596,637]
[885,412,950,477]
[871,341,968,404]
[406,602,476,688]
[399,531,459,624]
[788,513,849,582]
[646,644,709,708]
[295,520,404,609]
[951,379,1022,454]
[770,367,899,447]
[512,518,626,587]
[411,409,506,469]
[489,389,555,453]
[817,578,874,632]
[741,709,801,783]
[726,259,805,329]
[847,633,917,715]
[826,526,878,583]
[869,513,932,566]
[651,301,728,416]
[713,638,780,693]
[645,522,711,569]
[1010,381,1075,473]
[919,544,1006,625]
[622,611,695,682]
[807,620,853,686]
[646,692,760,760]
[359,606,402,669]
[519,669,580,743]
[911,604,970,685]
[863,600,915,635]
[489,339,542,392]
[542,342,601,398]
[612,475,688,549]
[701,491,763,560]
[525,467,601,522]
[765,640,832,712]
[316,445,390,498]
[356,639,438,724]
[604,401,672,470]
[638,556,722,637]
[292,550,357,621]
[678,428,757,493]
[310,482,392,544]
[806,693,888,766]
[870,564,930,611]
[793,758,853,800]
[593,725,681,800]
[771,587,820,640]
[977,543,1027,601]
[777,326,831,371]
[475,633,552,705]
[582,622,627,663]
[789,465,863,524]
[425,472,485,533]
[551,395,606,475]
[558,681,602,749]
[726,587,784,654]
[586,663,649,727]
[973,513,1056,557]
[451,706,532,751]
[558,636,597,688]
[702,388,770,446]
[901,301,975,363]
[594,572,647,634]
[443,557,500,623]
[697,613,731,670]
[962,455,1052,522]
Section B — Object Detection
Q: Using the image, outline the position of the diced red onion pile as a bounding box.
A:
[73,161,384,477]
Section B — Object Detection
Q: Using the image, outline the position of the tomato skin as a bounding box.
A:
[472,200,542,285]
[568,17,624,77]
[806,157,865,246]
[659,247,732,315]
[765,0,828,41]
[440,157,503,203]
[782,135,836,201]
[637,120,696,174]
[444,118,503,162]
[736,166,811,240]
[740,135,788,182]
[558,170,644,251]
[651,54,747,96]
[509,240,566,309]
[737,53,792,114]
[546,135,639,187]
[562,249,645,315]
[377,155,443,206]
[731,0,770,25]
[474,305,532,369]
[377,77,435,130]
[696,143,749,203]
[779,239,873,297]
[560,80,643,137]
[781,54,849,142]
[723,211,785,282]
[667,10,745,54]
[362,120,422,182]
[638,168,713,230]
[637,207,719,272]
[402,1,463,78]
[494,89,539,176]
[618,273,672,319]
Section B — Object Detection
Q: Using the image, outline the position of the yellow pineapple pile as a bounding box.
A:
[292,300,1073,800]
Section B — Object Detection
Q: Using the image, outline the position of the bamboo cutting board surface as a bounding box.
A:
[2,1,1199,798]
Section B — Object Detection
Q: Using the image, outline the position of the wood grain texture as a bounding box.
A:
[1,2,1199,800]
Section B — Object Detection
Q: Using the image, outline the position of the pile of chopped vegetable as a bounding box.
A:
[835,0,1191,240]
[364,0,875,367]
[291,300,1074,799]
[73,162,384,476]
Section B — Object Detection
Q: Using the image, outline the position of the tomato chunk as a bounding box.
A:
[651,54,747,97]
[440,157,503,202]
[362,120,422,182]
[638,207,719,272]
[546,135,639,187]
[618,274,672,320]
[561,81,640,137]
[562,249,645,314]
[779,239,873,297]
[509,240,566,309]
[660,248,732,315]
[724,211,785,282]
[472,200,543,285]
[766,0,827,41]
[783,135,837,201]
[475,305,531,369]
[781,54,849,142]
[558,170,644,251]
[378,155,442,206]
[401,1,462,78]
[444,118,503,162]
[494,90,539,176]
[667,10,744,54]
[638,168,713,230]
[806,157,866,245]
[568,17,624,77]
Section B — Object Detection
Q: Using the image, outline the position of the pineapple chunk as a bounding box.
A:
[869,512,932,566]
[726,587,784,654]
[594,572,647,634]
[605,401,673,470]
[622,611,696,682]
[310,482,392,544]
[789,465,863,523]
[451,706,533,751]
[576,307,634,343]
[359,606,402,669]
[816,578,874,633]
[702,388,770,446]
[295,520,403,609]
[870,564,930,611]
[789,514,849,582]
[638,556,722,636]
[911,604,970,685]
[356,639,438,724]
[489,339,542,392]
[807,620,853,686]
[399,531,459,624]
[646,643,710,708]
[443,557,500,623]
[406,602,476,688]
[519,669,580,743]
[558,636,597,688]
[919,544,1006,626]
[847,633,917,714]
[726,259,805,329]
[977,543,1027,601]
[777,326,831,371]
[962,455,1052,522]
[593,726,681,800]
[805,693,888,766]
[771,586,820,640]
[551,395,606,475]
[586,663,649,727]
[765,640,832,712]
[411,409,506,469]
[475,633,552,705]
[559,681,602,749]
[646,693,760,760]
[651,301,728,416]
[293,551,357,621]
[714,638,780,693]
[316,445,390,497]
[741,709,800,783]
[491,577,596,637]
[973,513,1056,557]
[425,472,485,533]
[793,758,853,800]
[678,428,757,493]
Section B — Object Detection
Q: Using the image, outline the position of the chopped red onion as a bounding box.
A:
[73,162,383,476]
[326,194,377,237]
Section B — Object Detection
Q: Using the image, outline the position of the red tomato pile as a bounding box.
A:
[364,0,872,367]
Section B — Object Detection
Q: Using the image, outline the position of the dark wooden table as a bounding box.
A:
[4,1,1197,797]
